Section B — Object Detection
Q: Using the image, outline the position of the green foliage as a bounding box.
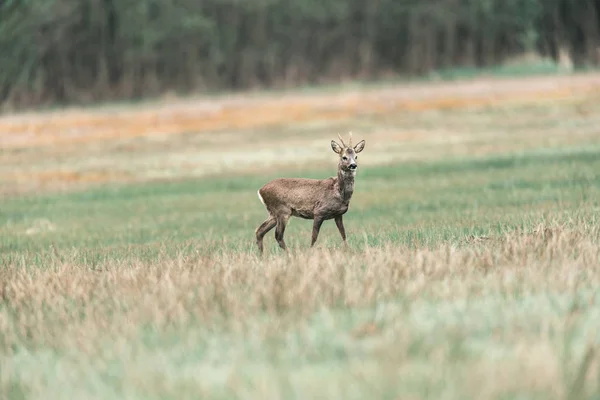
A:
[0,0,598,108]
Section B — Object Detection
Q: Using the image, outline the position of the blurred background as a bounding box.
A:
[1,0,599,109]
[1,0,600,198]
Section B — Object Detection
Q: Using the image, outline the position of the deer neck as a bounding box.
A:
[336,167,355,202]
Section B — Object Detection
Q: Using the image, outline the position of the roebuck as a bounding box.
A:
[255,132,366,254]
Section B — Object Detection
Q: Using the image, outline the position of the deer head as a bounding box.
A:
[331,132,366,174]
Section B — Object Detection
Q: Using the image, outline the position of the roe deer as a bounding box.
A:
[255,132,366,254]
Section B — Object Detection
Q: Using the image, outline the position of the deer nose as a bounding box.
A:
[349,163,357,170]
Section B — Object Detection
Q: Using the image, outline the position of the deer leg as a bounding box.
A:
[311,217,325,247]
[334,215,348,245]
[256,215,276,254]
[275,216,289,251]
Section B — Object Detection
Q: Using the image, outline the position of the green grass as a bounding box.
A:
[2,142,600,398]
[2,144,598,258]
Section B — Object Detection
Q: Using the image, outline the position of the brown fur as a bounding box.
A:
[255,133,366,254]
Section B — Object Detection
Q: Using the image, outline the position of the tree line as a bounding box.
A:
[1,0,599,109]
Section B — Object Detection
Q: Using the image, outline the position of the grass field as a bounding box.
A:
[2,73,600,399]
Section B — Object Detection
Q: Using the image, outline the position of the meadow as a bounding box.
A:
[1,73,600,399]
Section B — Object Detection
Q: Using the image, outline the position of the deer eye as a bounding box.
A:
[342,156,348,161]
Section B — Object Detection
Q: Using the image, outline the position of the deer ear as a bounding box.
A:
[331,140,343,154]
[354,140,365,153]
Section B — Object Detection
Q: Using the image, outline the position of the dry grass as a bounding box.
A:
[1,220,599,399]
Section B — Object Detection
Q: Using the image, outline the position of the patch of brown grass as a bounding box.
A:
[1,222,599,398]
[2,73,600,197]
[1,222,599,343]
[2,73,599,150]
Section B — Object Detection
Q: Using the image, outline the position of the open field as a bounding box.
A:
[1,73,600,399]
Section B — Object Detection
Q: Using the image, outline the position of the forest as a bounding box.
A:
[1,0,599,108]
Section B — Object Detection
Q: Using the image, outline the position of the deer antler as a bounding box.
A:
[337,133,347,148]
[348,131,353,147]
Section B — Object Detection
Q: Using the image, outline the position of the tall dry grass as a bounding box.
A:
[1,220,599,399]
